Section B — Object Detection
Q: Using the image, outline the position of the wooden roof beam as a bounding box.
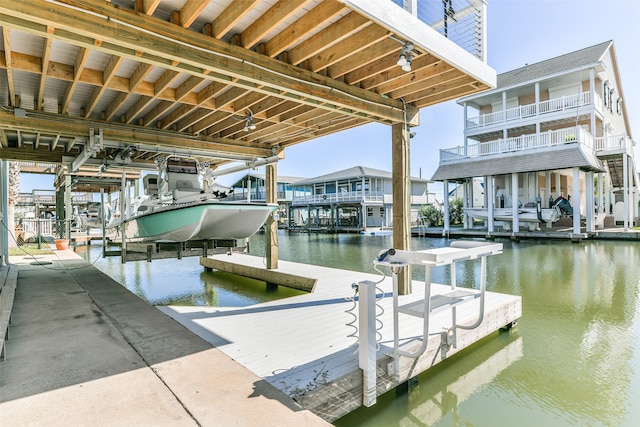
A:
[330,38,398,81]
[179,0,211,28]
[264,0,347,58]
[84,54,124,118]
[137,0,161,16]
[105,62,154,121]
[287,11,370,66]
[376,60,453,96]
[404,75,480,105]
[211,0,259,39]
[389,67,459,100]
[0,110,273,158]
[61,46,89,114]
[362,54,442,92]
[2,27,16,106]
[37,29,53,111]
[311,26,390,76]
[0,0,416,125]
[240,0,313,50]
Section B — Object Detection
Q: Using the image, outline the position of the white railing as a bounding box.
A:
[594,134,633,153]
[466,91,599,129]
[17,190,93,205]
[293,191,384,205]
[440,126,592,162]
[391,0,485,60]
[19,219,54,236]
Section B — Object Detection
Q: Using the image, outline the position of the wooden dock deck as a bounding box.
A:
[160,253,521,422]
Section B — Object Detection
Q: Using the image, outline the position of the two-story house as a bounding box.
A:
[291,166,432,231]
[432,40,637,236]
[227,173,305,227]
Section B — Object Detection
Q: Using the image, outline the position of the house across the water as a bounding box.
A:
[289,166,434,232]
[432,40,638,235]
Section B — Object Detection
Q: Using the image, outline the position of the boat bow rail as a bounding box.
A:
[357,240,503,407]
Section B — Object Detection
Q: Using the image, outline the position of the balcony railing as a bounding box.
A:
[293,191,384,205]
[391,0,485,60]
[17,190,93,205]
[466,91,601,129]
[594,134,634,154]
[440,126,593,162]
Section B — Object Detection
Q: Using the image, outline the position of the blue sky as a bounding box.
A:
[20,0,640,192]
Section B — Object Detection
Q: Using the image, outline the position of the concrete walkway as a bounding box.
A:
[0,249,330,426]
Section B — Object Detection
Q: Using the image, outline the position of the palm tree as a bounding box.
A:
[7,161,20,248]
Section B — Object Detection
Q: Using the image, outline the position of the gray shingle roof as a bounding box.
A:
[431,144,604,181]
[294,166,428,185]
[497,40,612,88]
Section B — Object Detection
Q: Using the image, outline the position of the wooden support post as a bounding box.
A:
[265,163,278,269]
[392,122,412,294]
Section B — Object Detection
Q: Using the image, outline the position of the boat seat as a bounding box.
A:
[143,174,159,196]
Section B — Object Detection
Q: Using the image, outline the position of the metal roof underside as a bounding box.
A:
[0,0,494,192]
[431,144,605,181]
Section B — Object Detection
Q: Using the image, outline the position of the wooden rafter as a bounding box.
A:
[240,0,313,50]
[0,0,412,124]
[84,54,124,117]
[37,28,53,111]
[288,11,370,66]
[2,27,15,106]
[105,62,154,121]
[0,110,273,159]
[62,46,89,114]
[138,0,162,16]
[179,0,211,28]
[211,0,260,39]
[264,0,347,58]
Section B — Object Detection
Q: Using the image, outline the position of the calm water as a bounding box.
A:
[77,232,640,426]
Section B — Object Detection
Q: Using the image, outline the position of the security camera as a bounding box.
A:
[409,132,416,139]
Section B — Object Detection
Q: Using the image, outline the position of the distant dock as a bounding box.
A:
[162,251,522,422]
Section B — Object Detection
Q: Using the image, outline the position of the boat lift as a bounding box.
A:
[357,240,503,406]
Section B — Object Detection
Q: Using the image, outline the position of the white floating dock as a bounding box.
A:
[160,249,521,423]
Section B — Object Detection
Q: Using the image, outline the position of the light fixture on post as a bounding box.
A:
[397,42,414,72]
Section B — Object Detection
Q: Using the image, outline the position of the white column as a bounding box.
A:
[443,180,450,235]
[573,167,581,234]
[623,152,629,230]
[585,171,594,232]
[0,161,8,266]
[597,172,604,214]
[590,70,597,138]
[545,171,552,205]
[555,173,562,197]
[358,279,378,407]
[487,175,495,233]
[511,172,519,233]
[464,179,471,229]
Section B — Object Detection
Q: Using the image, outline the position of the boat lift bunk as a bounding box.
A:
[357,240,503,406]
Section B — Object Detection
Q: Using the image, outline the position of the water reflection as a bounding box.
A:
[74,245,304,306]
[76,233,640,426]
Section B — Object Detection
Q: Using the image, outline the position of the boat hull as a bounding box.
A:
[464,207,561,224]
[121,201,277,242]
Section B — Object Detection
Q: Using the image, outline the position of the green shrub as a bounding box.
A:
[419,204,443,226]
[449,198,464,225]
